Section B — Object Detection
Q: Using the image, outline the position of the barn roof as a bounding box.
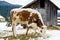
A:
[50,0,60,9]
[21,0,60,9]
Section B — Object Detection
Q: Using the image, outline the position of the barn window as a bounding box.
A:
[40,0,45,8]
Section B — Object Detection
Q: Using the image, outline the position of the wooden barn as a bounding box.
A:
[22,0,60,26]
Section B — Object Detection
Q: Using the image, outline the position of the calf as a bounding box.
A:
[10,8,47,37]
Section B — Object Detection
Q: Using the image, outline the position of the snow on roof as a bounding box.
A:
[0,15,5,18]
[50,0,60,9]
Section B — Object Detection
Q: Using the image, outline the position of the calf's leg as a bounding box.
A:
[12,22,17,37]
[26,27,30,35]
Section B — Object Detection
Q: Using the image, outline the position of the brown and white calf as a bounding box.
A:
[10,8,47,37]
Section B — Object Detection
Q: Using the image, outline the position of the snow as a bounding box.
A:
[50,0,60,8]
[0,22,60,40]
[46,30,60,40]
[58,10,60,12]
[0,22,7,31]
[0,15,4,18]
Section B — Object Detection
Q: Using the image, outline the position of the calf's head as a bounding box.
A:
[28,13,43,28]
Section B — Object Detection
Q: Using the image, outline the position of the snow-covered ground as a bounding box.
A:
[0,22,60,40]
[46,30,60,40]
